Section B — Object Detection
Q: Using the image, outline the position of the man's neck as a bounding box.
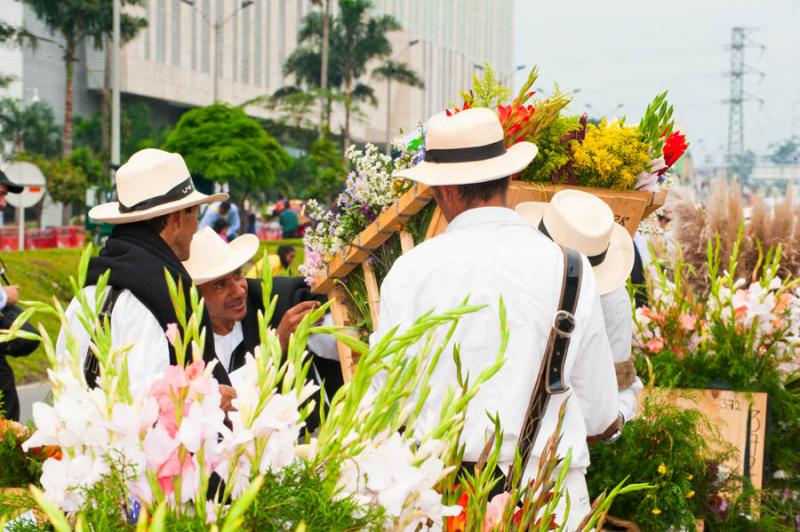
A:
[212,317,238,336]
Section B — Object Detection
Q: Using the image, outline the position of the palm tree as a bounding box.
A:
[285,0,406,150]
[0,98,62,158]
[22,0,146,157]
[372,59,424,153]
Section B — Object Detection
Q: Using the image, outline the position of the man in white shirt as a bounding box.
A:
[57,149,232,397]
[374,108,619,528]
[183,227,341,429]
[516,190,644,425]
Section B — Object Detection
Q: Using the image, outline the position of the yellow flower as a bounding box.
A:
[686,474,694,480]
[686,490,695,499]
[652,508,662,516]
[658,463,668,475]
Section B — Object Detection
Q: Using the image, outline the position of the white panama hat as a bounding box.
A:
[89,148,228,224]
[516,189,635,295]
[182,227,261,286]
[395,107,538,186]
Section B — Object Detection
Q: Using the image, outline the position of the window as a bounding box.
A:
[265,0,272,89]
[171,0,181,67]
[191,0,197,70]
[144,0,151,60]
[241,5,250,83]
[201,0,210,73]
[254,0,262,86]
[278,0,285,77]
[216,0,224,77]
[156,0,166,63]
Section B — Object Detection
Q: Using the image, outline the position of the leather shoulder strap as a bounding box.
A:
[507,246,583,490]
[83,286,124,388]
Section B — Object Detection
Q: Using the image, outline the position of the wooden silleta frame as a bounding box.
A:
[310,182,666,382]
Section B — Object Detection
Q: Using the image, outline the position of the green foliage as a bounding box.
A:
[0,98,61,158]
[74,102,168,163]
[587,391,735,530]
[244,461,384,530]
[16,148,104,206]
[638,91,675,156]
[519,114,582,183]
[162,104,291,198]
[769,136,800,165]
[0,424,44,489]
[459,64,511,109]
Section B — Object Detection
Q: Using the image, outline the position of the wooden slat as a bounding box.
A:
[327,286,356,382]
[398,230,415,253]
[362,261,381,328]
[425,206,445,241]
[311,184,434,294]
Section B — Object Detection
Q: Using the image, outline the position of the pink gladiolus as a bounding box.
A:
[679,313,696,331]
[165,322,179,345]
[186,360,212,395]
[483,492,512,531]
[163,365,189,390]
[645,337,665,353]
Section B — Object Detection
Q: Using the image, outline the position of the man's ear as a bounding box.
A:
[161,211,182,236]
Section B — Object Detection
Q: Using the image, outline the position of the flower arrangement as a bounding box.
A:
[629,232,800,528]
[586,389,737,530]
[0,247,641,530]
[450,65,689,191]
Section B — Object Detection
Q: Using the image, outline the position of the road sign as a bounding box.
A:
[4,161,46,209]
[3,161,47,250]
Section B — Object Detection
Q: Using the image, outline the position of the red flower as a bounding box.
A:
[663,131,688,169]
[447,490,469,532]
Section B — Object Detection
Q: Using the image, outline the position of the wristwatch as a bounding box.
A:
[604,413,625,445]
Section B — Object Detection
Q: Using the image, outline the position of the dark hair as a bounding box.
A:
[219,200,232,214]
[455,177,510,205]
[212,218,228,233]
[278,245,295,266]
[127,214,169,235]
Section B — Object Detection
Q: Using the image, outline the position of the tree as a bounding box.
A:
[162,104,291,200]
[275,138,345,204]
[769,137,800,165]
[285,0,405,150]
[372,59,424,150]
[74,102,168,161]
[0,98,62,158]
[22,0,147,157]
[0,21,36,88]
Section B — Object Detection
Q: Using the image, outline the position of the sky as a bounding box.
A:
[513,0,800,168]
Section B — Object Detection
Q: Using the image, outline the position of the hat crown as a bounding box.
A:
[543,190,614,256]
[425,108,504,150]
[115,148,192,209]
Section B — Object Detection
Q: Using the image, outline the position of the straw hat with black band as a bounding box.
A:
[183,227,260,286]
[516,189,635,295]
[394,107,538,185]
[89,148,228,224]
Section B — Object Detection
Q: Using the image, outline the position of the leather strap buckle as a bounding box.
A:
[553,309,575,338]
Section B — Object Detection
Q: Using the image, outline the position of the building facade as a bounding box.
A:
[0,0,514,146]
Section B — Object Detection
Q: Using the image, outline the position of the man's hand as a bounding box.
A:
[276,301,320,352]
[219,384,237,413]
[3,285,19,306]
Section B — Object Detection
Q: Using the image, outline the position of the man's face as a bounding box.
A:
[199,268,248,324]
[0,184,9,209]
[171,206,199,260]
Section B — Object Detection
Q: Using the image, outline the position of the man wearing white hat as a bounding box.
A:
[183,227,342,429]
[372,108,619,528]
[516,190,644,429]
[57,148,233,395]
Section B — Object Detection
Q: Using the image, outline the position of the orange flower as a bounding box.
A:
[446,491,469,532]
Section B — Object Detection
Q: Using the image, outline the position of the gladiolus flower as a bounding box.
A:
[662,131,688,170]
[645,337,665,353]
[165,322,179,345]
[679,313,696,331]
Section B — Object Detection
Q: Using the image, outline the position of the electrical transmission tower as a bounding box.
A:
[724,27,764,183]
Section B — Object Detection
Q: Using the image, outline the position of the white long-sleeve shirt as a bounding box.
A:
[600,286,643,422]
[57,287,170,397]
[371,207,618,472]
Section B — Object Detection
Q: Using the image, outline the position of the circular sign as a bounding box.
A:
[4,161,46,209]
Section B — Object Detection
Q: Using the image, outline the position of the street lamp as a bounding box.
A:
[181,0,253,102]
[502,64,526,86]
[384,39,420,154]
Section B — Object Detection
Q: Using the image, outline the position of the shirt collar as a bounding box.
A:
[445,207,529,233]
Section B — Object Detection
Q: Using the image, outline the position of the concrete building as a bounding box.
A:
[0,0,514,145]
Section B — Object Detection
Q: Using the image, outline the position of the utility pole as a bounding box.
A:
[724,27,765,185]
[319,0,331,137]
[111,0,121,178]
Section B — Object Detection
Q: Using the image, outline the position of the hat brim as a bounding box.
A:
[516,201,635,295]
[88,190,229,224]
[395,141,538,185]
[188,234,261,285]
